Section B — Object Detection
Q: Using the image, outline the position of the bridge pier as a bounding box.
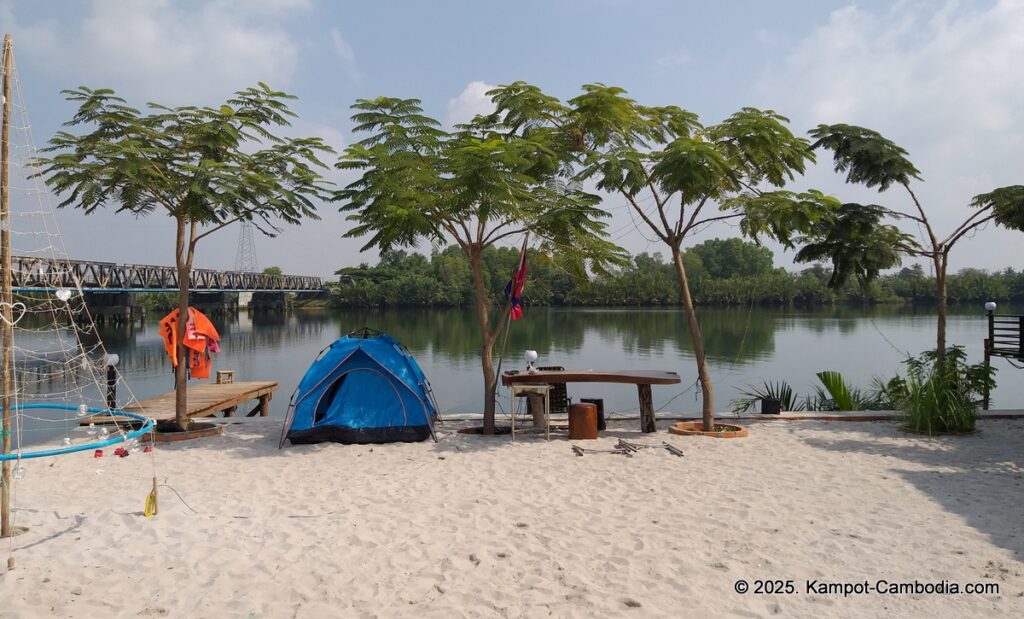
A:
[190,292,240,319]
[250,291,287,313]
[82,292,143,327]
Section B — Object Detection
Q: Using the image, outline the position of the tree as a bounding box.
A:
[689,237,773,279]
[337,95,624,434]
[808,124,1024,358]
[36,84,334,430]
[262,265,283,276]
[488,82,865,431]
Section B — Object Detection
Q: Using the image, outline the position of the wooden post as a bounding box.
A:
[638,384,655,433]
[1,33,14,544]
[983,308,994,411]
[982,337,991,411]
[106,364,117,410]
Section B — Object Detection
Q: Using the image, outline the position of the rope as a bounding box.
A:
[869,319,911,358]
[1,49,162,567]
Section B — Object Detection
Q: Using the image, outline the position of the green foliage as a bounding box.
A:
[330,245,1024,309]
[35,83,334,427]
[135,292,177,311]
[336,90,630,428]
[808,124,922,191]
[263,266,283,276]
[795,203,911,288]
[809,123,1024,359]
[972,186,1024,231]
[868,375,908,410]
[337,95,625,278]
[688,238,773,279]
[36,84,334,234]
[895,347,996,434]
[733,189,840,248]
[809,370,881,411]
[524,83,828,428]
[731,381,805,413]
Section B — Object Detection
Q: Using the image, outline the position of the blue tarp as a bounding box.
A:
[281,332,437,446]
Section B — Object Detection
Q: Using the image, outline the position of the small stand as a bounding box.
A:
[510,384,550,441]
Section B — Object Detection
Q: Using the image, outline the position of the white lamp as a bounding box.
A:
[103,353,119,367]
[524,350,538,373]
[984,301,997,312]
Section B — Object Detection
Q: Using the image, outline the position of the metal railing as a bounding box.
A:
[983,310,1023,409]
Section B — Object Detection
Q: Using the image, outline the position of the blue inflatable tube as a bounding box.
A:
[0,403,154,461]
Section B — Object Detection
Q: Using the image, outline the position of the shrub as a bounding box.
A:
[895,347,996,434]
[731,380,805,413]
[811,371,861,411]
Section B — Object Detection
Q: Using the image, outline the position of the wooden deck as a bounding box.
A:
[81,381,278,425]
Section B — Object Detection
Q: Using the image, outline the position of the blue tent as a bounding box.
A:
[280,329,438,446]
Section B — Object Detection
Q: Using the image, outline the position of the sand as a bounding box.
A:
[1,419,1022,618]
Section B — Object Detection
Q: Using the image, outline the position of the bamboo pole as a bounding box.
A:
[1,33,14,544]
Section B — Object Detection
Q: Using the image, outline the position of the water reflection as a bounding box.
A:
[326,306,778,366]
[13,303,1020,445]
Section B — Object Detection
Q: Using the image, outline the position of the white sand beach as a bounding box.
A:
[1,419,1022,618]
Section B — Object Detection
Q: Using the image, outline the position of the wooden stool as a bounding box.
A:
[216,370,235,384]
[568,402,598,440]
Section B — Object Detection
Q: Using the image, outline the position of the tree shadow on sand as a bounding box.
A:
[798,421,1024,559]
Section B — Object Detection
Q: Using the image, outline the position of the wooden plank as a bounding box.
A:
[502,369,681,386]
[81,381,279,424]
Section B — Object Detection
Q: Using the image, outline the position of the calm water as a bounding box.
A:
[108,304,1023,416]
[13,304,1022,447]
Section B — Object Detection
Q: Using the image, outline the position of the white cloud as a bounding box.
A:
[445,81,497,127]
[329,27,362,86]
[11,0,308,104]
[757,0,1024,270]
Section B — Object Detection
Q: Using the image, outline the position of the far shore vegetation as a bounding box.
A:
[330,238,1024,309]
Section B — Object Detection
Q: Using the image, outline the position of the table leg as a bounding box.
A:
[510,388,516,441]
[638,384,656,433]
[545,389,550,441]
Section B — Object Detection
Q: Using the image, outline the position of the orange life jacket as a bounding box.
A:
[158,307,221,380]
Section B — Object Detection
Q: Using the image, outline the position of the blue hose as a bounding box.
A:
[0,403,154,461]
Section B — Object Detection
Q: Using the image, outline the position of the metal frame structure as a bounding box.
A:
[983,309,1023,410]
[10,255,322,292]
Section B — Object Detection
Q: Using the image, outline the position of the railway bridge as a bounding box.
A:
[12,256,328,324]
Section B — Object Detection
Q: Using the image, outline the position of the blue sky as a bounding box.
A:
[1,0,1021,278]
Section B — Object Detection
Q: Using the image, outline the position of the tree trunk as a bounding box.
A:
[174,217,190,431]
[671,245,715,431]
[935,255,948,363]
[468,248,499,434]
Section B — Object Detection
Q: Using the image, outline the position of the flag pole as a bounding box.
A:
[493,232,529,414]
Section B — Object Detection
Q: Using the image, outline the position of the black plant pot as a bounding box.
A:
[760,398,782,414]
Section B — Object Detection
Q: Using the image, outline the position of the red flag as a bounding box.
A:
[503,238,528,320]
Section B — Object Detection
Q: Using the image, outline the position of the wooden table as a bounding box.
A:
[501,370,681,433]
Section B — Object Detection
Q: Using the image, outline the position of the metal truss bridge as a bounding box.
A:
[11,256,324,293]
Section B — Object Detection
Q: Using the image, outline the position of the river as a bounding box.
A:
[10,304,1021,448]
[110,304,1023,416]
